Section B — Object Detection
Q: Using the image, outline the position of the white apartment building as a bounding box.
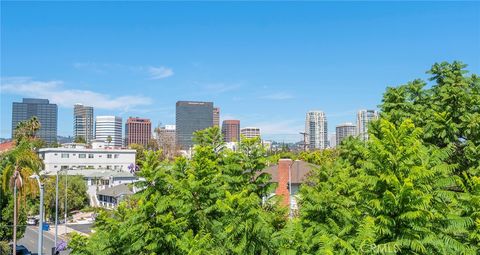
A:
[240,127,261,139]
[38,141,136,173]
[95,116,123,148]
[305,111,328,150]
[357,109,379,141]
[42,168,138,207]
[336,122,357,145]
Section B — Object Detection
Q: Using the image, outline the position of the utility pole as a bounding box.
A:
[299,132,308,152]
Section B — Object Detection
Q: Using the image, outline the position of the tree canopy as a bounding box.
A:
[67,62,478,254]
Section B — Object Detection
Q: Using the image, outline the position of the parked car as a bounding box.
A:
[11,245,32,255]
[26,217,38,226]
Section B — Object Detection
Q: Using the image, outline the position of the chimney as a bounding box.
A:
[276,158,292,207]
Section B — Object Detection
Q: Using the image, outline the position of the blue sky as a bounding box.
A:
[1,2,479,142]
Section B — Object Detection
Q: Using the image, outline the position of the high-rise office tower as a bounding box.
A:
[357,109,379,141]
[305,111,328,150]
[336,122,356,145]
[176,101,214,149]
[125,117,152,147]
[95,116,123,148]
[12,98,58,144]
[213,107,220,127]
[73,103,94,143]
[222,120,240,142]
[240,127,260,139]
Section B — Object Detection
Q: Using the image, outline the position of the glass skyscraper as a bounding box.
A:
[12,98,58,144]
[176,101,213,149]
[74,103,94,143]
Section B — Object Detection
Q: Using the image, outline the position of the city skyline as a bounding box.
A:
[1,2,479,142]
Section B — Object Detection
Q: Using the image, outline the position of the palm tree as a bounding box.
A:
[1,141,42,249]
[13,116,41,143]
[107,135,112,148]
[11,168,22,254]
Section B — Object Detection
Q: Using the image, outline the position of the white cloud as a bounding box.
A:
[249,119,304,142]
[260,92,293,100]
[251,119,303,135]
[147,66,174,80]
[73,62,174,80]
[1,77,152,111]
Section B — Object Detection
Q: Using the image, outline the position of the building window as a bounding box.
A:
[107,154,112,159]
[114,154,119,158]
[54,153,58,156]
[54,165,58,168]
[61,153,69,158]
[88,154,94,158]
[114,165,120,170]
[79,154,86,158]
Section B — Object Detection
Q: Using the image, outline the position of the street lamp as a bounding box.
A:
[53,168,68,252]
[30,174,44,255]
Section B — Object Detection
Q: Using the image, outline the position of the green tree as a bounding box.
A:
[69,128,285,254]
[74,136,87,144]
[379,61,480,248]
[128,143,145,165]
[291,119,477,254]
[0,134,42,244]
[43,175,89,221]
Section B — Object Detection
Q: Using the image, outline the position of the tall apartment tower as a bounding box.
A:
[213,107,220,127]
[73,103,94,143]
[305,111,328,150]
[240,127,260,139]
[222,120,240,142]
[12,98,58,144]
[357,109,379,141]
[336,122,356,146]
[95,116,123,148]
[176,101,214,149]
[125,117,152,147]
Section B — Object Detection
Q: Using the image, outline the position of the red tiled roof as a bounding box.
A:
[0,141,15,153]
[262,160,315,184]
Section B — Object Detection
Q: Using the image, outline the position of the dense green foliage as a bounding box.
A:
[68,62,478,254]
[0,118,43,247]
[70,133,285,254]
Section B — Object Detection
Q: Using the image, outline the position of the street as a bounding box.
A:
[67,224,93,235]
[18,226,70,255]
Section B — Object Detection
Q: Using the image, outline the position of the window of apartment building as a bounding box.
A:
[114,154,119,158]
[61,153,69,158]
[107,154,112,159]
[114,165,120,170]
[88,154,94,158]
[106,165,112,169]
[54,153,58,156]
[54,165,58,168]
[61,165,68,170]
[79,154,86,158]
